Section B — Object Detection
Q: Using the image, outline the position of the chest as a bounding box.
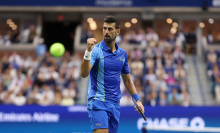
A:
[99,53,125,72]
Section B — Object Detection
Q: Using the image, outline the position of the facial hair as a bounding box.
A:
[104,35,116,44]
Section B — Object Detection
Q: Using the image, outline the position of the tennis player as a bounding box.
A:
[81,16,144,133]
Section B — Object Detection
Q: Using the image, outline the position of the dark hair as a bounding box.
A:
[104,16,120,29]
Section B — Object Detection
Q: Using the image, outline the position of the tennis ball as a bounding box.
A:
[49,43,65,57]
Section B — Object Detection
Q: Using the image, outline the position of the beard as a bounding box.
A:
[104,38,113,44]
[104,35,116,44]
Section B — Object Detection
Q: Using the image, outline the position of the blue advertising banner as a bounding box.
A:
[0,0,215,7]
[0,105,220,133]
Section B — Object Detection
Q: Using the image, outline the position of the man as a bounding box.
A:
[81,16,144,133]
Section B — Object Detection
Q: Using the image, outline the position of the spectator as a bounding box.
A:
[166,33,176,48]
[155,65,166,79]
[207,49,217,64]
[146,27,159,43]
[131,57,144,78]
[116,33,123,44]
[9,51,22,67]
[166,71,177,90]
[213,66,220,104]
[180,90,191,107]
[53,86,62,105]
[176,29,186,48]
[126,30,137,44]
[155,74,168,92]
[0,89,10,104]
[28,85,42,104]
[173,46,185,61]
[168,88,181,105]
[144,68,157,84]
[28,25,36,43]
[144,46,155,58]
[155,55,164,68]
[158,89,168,106]
[35,38,47,57]
[146,89,158,106]
[20,26,30,43]
[13,90,26,106]
[206,30,214,44]
[61,84,76,106]
[4,30,12,46]
[39,85,54,106]
[145,57,155,70]
[11,29,20,43]
[179,79,188,92]
[136,28,146,45]
[154,43,163,57]
[174,64,186,81]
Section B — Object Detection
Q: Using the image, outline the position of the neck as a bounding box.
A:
[106,41,116,53]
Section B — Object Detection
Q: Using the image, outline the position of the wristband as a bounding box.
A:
[84,49,92,60]
[132,94,141,101]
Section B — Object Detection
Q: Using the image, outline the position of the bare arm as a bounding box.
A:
[121,73,145,113]
[80,38,96,78]
[121,73,137,96]
[80,59,93,78]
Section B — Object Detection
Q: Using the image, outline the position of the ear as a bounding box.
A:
[116,29,120,35]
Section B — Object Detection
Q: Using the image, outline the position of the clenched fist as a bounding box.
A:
[87,38,97,52]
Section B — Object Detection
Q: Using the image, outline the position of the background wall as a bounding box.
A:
[0,105,220,133]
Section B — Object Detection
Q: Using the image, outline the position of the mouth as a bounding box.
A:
[105,36,110,39]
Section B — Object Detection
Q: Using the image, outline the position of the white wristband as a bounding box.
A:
[84,49,92,60]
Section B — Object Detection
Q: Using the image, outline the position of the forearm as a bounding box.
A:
[80,59,91,78]
[121,72,144,113]
[124,78,138,96]
[80,38,97,78]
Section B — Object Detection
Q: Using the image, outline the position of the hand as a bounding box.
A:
[134,100,145,114]
[87,38,97,52]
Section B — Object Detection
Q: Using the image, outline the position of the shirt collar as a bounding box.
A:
[101,39,120,54]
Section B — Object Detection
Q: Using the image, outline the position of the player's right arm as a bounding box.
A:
[80,38,97,78]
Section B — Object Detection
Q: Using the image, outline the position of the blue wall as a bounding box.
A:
[0,105,220,133]
[0,0,214,7]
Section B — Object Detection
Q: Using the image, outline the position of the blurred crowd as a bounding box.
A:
[0,51,80,106]
[206,49,220,104]
[0,24,36,46]
[120,29,190,107]
[0,27,191,107]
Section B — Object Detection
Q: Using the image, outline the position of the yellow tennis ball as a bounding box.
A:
[50,43,65,57]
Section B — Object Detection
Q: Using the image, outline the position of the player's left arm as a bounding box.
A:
[121,73,145,113]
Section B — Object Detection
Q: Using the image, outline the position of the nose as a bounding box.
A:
[105,29,109,34]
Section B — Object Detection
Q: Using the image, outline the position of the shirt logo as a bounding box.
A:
[120,58,123,61]
[96,123,101,126]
